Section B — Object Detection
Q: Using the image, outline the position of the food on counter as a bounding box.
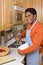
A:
[0,46,10,57]
[0,48,6,52]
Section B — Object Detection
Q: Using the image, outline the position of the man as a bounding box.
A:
[16,8,43,65]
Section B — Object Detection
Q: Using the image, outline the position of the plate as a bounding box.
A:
[0,46,10,57]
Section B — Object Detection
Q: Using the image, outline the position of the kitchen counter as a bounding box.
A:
[2,48,25,65]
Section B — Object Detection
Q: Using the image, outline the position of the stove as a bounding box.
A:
[8,41,25,48]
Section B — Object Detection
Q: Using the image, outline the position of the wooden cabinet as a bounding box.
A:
[3,0,26,30]
[27,0,43,24]
[0,0,3,31]
[14,0,24,7]
[41,0,43,23]
[0,0,43,31]
[0,0,15,31]
[0,0,27,31]
[3,0,15,30]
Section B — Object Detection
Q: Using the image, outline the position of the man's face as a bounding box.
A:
[25,12,36,24]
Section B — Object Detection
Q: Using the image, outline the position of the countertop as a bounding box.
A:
[2,48,25,65]
[0,38,25,65]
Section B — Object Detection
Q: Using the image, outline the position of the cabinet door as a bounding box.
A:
[3,0,15,30]
[0,0,3,31]
[3,0,27,30]
[33,0,42,22]
[27,0,33,8]
[41,0,43,23]
[26,0,43,23]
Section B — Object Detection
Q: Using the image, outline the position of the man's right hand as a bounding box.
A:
[15,36,21,43]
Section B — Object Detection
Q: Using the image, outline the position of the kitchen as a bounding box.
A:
[0,0,43,65]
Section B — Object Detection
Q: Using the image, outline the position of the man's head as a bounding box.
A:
[25,8,37,24]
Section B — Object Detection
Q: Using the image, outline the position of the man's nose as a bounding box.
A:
[26,17,29,20]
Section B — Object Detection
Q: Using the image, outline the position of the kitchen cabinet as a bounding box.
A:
[0,0,3,31]
[0,0,15,31]
[3,0,14,30]
[3,0,26,31]
[0,0,27,31]
[14,0,24,7]
[27,0,43,24]
[3,0,27,30]
[14,0,22,7]
[0,0,43,31]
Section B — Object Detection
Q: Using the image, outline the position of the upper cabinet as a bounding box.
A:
[14,0,23,7]
[0,0,15,31]
[3,0,15,30]
[0,0,43,31]
[14,0,27,9]
[27,0,43,24]
[0,0,27,31]
[0,0,3,31]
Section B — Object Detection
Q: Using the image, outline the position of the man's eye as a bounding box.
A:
[25,15,30,18]
[28,15,30,17]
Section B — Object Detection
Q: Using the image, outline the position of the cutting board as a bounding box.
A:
[0,56,16,65]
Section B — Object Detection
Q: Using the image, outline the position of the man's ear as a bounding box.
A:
[34,14,37,19]
[35,14,37,17]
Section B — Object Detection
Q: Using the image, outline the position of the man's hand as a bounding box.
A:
[18,49,24,55]
[15,36,21,43]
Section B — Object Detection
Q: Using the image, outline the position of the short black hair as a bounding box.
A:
[25,8,37,15]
